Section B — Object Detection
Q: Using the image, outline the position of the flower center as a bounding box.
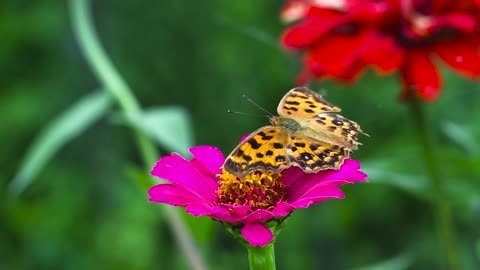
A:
[216,169,287,212]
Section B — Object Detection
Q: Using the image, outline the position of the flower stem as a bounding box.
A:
[69,1,207,269]
[408,98,461,270]
[247,243,276,270]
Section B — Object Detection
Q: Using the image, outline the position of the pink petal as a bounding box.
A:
[348,171,368,182]
[241,223,274,247]
[151,154,217,201]
[291,185,345,209]
[220,204,252,219]
[281,166,305,185]
[240,209,275,223]
[342,158,360,169]
[148,184,206,206]
[272,201,296,216]
[189,145,225,176]
[239,133,251,143]
[185,204,236,222]
[286,159,362,201]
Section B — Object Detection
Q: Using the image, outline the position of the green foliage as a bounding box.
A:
[352,252,414,270]
[127,107,194,156]
[2,0,479,270]
[8,91,111,196]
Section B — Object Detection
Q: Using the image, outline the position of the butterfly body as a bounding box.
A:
[224,87,365,178]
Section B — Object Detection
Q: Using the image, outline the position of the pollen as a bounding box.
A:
[216,169,287,212]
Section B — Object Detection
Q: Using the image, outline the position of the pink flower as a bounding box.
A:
[148,145,367,247]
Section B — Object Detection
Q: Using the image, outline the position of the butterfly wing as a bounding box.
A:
[277,87,341,120]
[286,133,350,172]
[300,114,364,150]
[224,126,290,178]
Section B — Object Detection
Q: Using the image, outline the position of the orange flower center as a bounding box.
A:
[216,169,287,212]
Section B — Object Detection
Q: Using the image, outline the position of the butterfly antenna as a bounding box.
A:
[242,95,273,116]
[227,110,269,118]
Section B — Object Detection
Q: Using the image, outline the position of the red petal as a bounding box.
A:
[401,49,442,101]
[282,11,350,48]
[361,31,405,73]
[304,31,370,81]
[433,35,480,78]
[304,29,404,81]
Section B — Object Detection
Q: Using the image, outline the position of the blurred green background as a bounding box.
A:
[1,1,479,269]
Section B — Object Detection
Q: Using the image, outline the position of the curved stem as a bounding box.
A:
[408,98,461,270]
[69,1,207,269]
[247,243,276,270]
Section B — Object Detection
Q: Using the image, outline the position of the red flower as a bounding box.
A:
[281,0,480,101]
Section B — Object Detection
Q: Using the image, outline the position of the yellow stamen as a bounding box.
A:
[216,169,287,212]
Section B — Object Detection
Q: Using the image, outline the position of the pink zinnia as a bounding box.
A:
[148,145,367,247]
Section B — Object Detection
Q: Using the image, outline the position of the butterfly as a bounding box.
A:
[223,87,365,178]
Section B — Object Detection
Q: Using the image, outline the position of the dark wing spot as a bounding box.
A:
[319,117,326,120]
[304,109,315,113]
[321,107,329,111]
[266,150,274,156]
[285,100,300,105]
[318,153,327,159]
[247,138,261,149]
[328,126,337,131]
[333,120,343,126]
[294,142,306,147]
[309,144,319,151]
[309,104,317,108]
[273,143,284,149]
[256,153,264,158]
[258,131,266,137]
[316,119,326,125]
[235,149,244,156]
[275,155,286,162]
[283,106,299,111]
[261,135,273,140]
[244,155,253,162]
[299,153,314,161]
[291,146,297,152]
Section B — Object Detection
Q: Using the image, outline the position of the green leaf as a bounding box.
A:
[441,121,479,157]
[361,161,429,199]
[8,91,112,196]
[127,106,193,156]
[351,252,414,270]
[125,164,154,191]
[476,239,480,260]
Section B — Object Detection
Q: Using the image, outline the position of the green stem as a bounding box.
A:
[408,98,461,270]
[69,1,207,270]
[247,243,276,270]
